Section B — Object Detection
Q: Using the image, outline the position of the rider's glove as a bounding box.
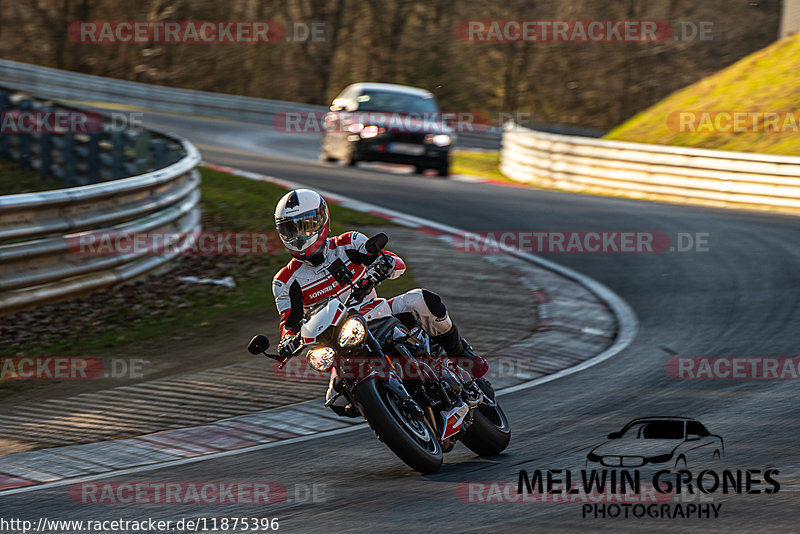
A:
[278,334,301,359]
[367,255,394,283]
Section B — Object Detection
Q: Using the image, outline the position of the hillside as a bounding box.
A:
[605,33,800,155]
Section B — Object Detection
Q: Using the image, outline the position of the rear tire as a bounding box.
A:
[460,379,511,456]
[354,379,443,474]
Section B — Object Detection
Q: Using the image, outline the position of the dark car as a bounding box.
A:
[586,417,724,469]
[320,82,453,176]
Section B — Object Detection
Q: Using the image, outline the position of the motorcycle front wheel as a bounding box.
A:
[354,379,443,474]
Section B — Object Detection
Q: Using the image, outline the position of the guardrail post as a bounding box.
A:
[167,144,182,165]
[132,130,151,173]
[151,139,167,168]
[110,130,124,179]
[17,99,32,170]
[87,132,100,183]
[39,133,52,179]
[0,90,9,158]
[51,134,75,187]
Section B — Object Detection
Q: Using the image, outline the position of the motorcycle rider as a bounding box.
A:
[271,188,489,415]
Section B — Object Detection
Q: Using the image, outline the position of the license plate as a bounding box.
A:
[387,142,425,155]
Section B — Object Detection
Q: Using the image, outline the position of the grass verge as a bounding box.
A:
[605,33,800,156]
[0,167,416,396]
[0,158,62,195]
[451,150,505,181]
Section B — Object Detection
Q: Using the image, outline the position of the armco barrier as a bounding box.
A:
[501,123,800,211]
[0,59,502,150]
[0,94,201,314]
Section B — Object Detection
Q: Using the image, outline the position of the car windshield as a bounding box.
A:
[355,90,440,113]
[622,421,685,439]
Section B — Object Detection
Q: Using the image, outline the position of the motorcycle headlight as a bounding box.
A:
[338,316,367,347]
[426,133,452,147]
[307,346,336,372]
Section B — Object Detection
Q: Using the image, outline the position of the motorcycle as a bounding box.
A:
[248,233,510,473]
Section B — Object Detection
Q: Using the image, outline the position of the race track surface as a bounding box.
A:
[3,110,799,532]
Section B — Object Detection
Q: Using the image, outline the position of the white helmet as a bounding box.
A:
[274,189,330,263]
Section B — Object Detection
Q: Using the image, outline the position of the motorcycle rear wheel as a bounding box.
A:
[460,379,511,456]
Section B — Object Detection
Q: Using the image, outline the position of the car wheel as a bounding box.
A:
[674,456,687,470]
[343,144,358,167]
[437,162,450,177]
[414,165,426,174]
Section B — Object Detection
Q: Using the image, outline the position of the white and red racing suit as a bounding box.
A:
[271,231,457,343]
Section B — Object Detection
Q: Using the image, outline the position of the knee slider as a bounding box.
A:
[421,289,447,319]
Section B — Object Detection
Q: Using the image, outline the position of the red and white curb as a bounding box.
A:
[0,164,636,496]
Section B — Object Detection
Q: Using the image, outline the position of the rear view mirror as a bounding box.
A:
[248,335,270,355]
[365,233,389,255]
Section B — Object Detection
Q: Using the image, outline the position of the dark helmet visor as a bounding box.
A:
[275,206,327,251]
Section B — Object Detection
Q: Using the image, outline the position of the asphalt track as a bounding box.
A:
[2,111,800,532]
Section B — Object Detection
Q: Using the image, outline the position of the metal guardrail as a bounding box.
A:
[501,123,800,211]
[0,90,202,314]
[0,87,184,187]
[0,59,503,150]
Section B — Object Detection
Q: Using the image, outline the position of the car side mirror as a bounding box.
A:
[330,104,343,112]
[687,433,701,441]
[365,233,389,255]
[607,432,621,439]
[248,335,270,355]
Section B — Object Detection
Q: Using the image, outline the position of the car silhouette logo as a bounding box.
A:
[586,417,724,470]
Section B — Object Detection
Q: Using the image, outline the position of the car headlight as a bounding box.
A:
[307,346,336,372]
[360,125,384,139]
[646,453,674,464]
[426,133,452,147]
[347,122,364,133]
[338,316,367,347]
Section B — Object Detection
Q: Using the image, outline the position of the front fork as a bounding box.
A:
[330,331,426,422]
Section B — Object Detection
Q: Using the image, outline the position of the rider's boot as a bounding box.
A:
[432,324,489,379]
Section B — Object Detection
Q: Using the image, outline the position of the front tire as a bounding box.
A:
[354,379,443,474]
[460,379,511,456]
